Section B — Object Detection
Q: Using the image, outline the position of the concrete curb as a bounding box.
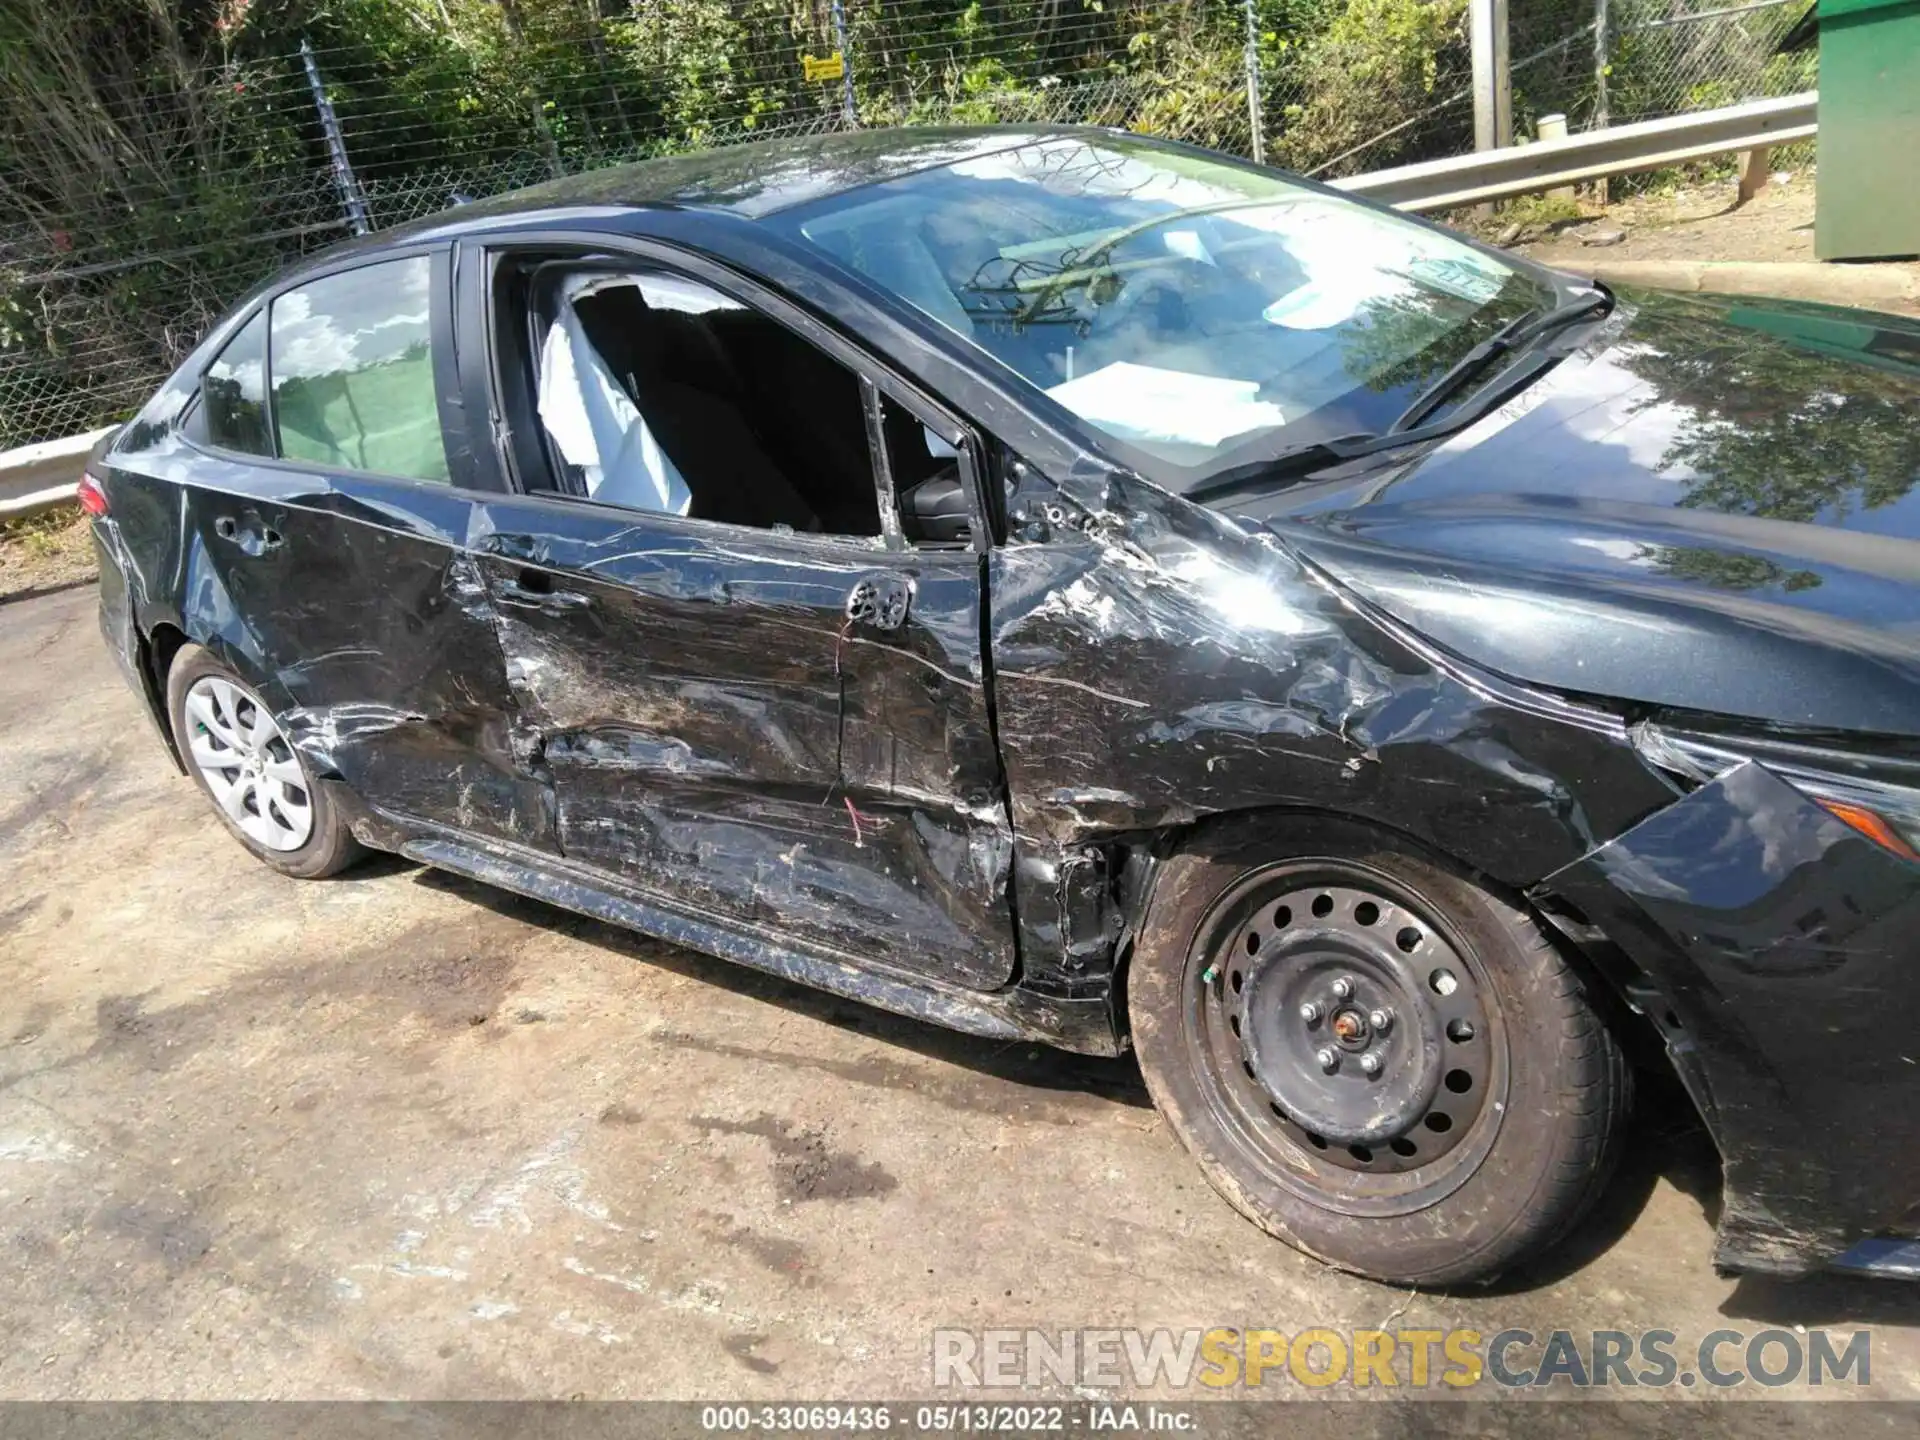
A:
[1528,257,1920,313]
[0,572,98,607]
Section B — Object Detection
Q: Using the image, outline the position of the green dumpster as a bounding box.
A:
[1813,0,1920,260]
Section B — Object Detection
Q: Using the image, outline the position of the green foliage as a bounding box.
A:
[1641,546,1822,593]
[1126,14,1255,154]
[1273,0,1469,173]
[0,0,1820,450]
[1500,192,1587,229]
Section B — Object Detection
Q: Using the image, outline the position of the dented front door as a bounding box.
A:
[470,493,1018,989]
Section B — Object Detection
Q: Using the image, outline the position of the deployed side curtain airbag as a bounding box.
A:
[536,276,691,516]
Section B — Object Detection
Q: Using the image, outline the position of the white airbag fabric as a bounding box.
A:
[535,275,692,516]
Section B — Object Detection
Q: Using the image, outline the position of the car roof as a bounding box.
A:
[184,127,1123,399]
[278,126,1090,284]
[352,125,1100,250]
[477,126,1075,218]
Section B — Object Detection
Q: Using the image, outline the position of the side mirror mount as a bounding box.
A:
[901,469,971,545]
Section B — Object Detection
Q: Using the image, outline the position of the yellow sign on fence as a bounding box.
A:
[802,52,846,83]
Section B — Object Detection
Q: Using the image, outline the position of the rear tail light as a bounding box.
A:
[76,471,109,518]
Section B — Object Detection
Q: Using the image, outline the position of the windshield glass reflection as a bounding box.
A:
[775,136,1545,483]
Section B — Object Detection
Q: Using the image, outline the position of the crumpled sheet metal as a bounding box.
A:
[989,466,1677,893]
[1543,760,1920,1274]
[475,498,1019,991]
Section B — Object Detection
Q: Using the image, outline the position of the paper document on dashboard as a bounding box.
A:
[1046,362,1284,448]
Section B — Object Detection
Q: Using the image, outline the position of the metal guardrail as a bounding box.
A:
[1332,92,1819,212]
[0,427,115,521]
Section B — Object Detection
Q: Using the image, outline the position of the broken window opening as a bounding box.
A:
[523,264,882,538]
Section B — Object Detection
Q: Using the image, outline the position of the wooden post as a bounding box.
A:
[1737,145,1772,206]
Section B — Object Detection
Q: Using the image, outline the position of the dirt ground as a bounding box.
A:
[1473,171,1827,265]
[2,584,1919,1414]
[0,508,97,603]
[1451,167,1905,293]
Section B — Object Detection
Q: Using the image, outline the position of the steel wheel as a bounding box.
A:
[1185,862,1509,1214]
[182,675,313,852]
[1133,816,1628,1284]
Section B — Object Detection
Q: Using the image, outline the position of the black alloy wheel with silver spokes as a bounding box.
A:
[1130,815,1629,1287]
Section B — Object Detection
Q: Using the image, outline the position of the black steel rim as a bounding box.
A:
[1183,860,1510,1215]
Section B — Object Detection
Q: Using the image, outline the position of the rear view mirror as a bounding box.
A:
[902,470,971,545]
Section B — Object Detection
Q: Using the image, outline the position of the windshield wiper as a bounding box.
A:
[1186,287,1612,506]
[1188,330,1581,507]
[1387,286,1612,435]
[1185,433,1381,505]
[1514,284,1615,345]
[1386,310,1535,435]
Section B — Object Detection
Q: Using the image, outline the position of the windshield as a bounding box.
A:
[772,135,1552,487]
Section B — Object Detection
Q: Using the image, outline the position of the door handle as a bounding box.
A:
[213,515,283,556]
[497,571,592,613]
[484,531,545,564]
[845,573,914,632]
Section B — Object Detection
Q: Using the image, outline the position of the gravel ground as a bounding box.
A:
[0,508,96,603]
[1,586,1918,1417]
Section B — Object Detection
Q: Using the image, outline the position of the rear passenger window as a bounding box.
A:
[202,310,271,456]
[269,255,449,483]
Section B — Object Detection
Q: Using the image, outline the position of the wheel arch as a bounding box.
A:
[136,620,191,772]
[1116,799,1637,1285]
[1107,801,1709,1150]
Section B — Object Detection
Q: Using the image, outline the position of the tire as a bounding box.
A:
[166,643,363,880]
[1130,814,1628,1287]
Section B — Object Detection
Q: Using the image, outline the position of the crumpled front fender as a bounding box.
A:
[1544,760,1920,1275]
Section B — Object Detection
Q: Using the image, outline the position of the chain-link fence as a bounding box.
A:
[0,0,1817,452]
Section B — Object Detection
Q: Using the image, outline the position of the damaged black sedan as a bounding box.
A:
[86,127,1920,1287]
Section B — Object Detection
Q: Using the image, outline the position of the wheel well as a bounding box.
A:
[1109,804,1711,1141]
[144,622,191,767]
[147,622,189,690]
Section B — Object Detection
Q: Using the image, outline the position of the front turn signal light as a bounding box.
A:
[1815,797,1920,862]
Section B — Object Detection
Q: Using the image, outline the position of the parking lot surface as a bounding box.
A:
[2,585,1918,1415]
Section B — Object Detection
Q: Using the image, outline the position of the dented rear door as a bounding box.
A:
[469,494,1018,989]
[134,244,550,852]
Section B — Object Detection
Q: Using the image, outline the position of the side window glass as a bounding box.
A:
[202,310,271,456]
[531,268,878,536]
[270,255,450,483]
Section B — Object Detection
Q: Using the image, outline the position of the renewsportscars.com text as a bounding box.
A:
[932,1326,1872,1391]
